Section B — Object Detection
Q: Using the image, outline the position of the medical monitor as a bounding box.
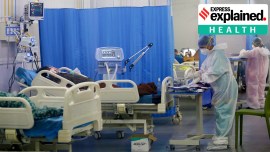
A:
[101,50,116,58]
[24,1,44,20]
[96,47,124,61]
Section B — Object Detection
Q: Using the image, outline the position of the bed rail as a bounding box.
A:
[32,70,75,89]
[96,80,139,103]
[0,97,34,129]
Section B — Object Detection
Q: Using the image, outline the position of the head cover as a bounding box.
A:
[198,35,216,48]
[252,37,264,47]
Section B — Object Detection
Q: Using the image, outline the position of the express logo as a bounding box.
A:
[198,4,268,35]
[199,8,210,20]
[209,7,266,23]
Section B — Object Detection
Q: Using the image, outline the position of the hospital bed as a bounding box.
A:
[96,77,174,138]
[19,68,175,138]
[181,61,199,70]
[173,64,196,85]
[0,82,102,151]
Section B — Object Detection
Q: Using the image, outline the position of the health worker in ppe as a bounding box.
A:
[239,37,270,109]
[195,35,238,150]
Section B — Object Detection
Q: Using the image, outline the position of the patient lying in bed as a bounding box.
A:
[37,66,93,86]
[17,66,159,96]
[0,91,63,120]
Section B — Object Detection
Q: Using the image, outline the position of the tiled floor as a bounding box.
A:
[1,93,269,152]
[72,97,270,152]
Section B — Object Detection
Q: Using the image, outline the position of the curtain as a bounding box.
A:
[39,6,174,84]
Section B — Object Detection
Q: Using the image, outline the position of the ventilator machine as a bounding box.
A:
[95,47,125,80]
[95,43,153,80]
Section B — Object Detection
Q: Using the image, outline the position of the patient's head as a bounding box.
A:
[37,66,59,74]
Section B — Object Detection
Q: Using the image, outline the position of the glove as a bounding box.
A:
[185,71,194,79]
[189,77,201,85]
[193,71,201,78]
[186,70,201,79]
[239,49,246,57]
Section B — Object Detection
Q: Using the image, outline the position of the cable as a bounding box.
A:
[94,71,98,81]
[111,63,118,80]
[7,38,10,69]
[13,30,20,42]
[6,23,11,69]
[72,135,89,141]
[105,62,110,80]
[8,51,19,92]
[32,51,39,70]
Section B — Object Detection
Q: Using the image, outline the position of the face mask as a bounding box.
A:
[200,48,210,55]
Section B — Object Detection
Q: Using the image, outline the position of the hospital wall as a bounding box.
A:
[172,0,199,49]
[252,0,270,50]
[212,0,247,55]
[0,0,270,92]
[0,0,17,92]
[172,0,248,55]
[0,0,169,92]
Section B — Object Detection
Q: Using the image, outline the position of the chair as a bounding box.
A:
[235,89,270,149]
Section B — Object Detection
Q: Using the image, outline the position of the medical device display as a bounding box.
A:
[24,1,44,20]
[96,47,124,61]
[5,1,44,92]
[19,36,35,48]
[15,35,37,62]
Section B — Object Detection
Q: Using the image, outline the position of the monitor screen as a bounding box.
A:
[102,50,116,58]
[29,2,43,17]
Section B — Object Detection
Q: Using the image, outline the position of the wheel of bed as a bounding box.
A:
[172,111,182,125]
[0,82,103,152]
[172,116,180,125]
[170,145,175,151]
[94,131,102,140]
[116,131,125,139]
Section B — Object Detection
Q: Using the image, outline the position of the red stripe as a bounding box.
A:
[203,8,209,15]
[201,10,208,18]
[199,13,206,20]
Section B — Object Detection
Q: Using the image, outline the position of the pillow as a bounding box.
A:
[16,67,37,86]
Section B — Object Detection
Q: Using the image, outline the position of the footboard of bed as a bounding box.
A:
[0,97,34,129]
[58,82,103,142]
[19,83,103,143]
[158,76,174,113]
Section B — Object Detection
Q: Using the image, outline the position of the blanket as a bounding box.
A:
[0,92,63,120]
